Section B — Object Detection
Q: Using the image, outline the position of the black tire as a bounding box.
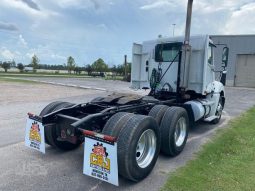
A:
[90,97,104,103]
[211,97,223,124]
[160,107,189,156]
[40,101,81,150]
[40,101,67,145]
[40,101,65,117]
[148,105,169,126]
[117,115,160,182]
[102,112,134,137]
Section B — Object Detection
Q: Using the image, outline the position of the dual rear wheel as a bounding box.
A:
[149,105,189,156]
[102,105,189,182]
[102,112,160,182]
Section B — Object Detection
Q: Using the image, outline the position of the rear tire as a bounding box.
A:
[40,101,81,150]
[90,97,104,103]
[102,112,134,137]
[104,114,160,182]
[40,101,67,145]
[160,107,189,156]
[148,105,169,126]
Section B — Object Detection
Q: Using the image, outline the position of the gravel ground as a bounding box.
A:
[0,80,255,191]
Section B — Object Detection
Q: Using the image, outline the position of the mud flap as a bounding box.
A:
[82,130,118,186]
[25,113,45,154]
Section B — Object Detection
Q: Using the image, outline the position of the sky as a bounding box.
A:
[0,0,255,66]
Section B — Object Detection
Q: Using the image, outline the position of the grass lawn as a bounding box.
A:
[0,77,37,84]
[162,107,255,191]
[0,72,92,78]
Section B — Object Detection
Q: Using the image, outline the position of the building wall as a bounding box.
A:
[210,35,255,86]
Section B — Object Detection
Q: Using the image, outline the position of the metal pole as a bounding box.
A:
[124,55,127,80]
[172,24,176,37]
[184,0,193,44]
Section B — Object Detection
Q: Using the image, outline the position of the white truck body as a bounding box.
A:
[131,35,225,122]
[131,35,219,94]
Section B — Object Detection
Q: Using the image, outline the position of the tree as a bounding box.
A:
[67,56,76,74]
[116,64,124,75]
[110,65,117,74]
[126,62,131,74]
[74,66,82,75]
[2,62,10,72]
[10,60,16,67]
[31,54,39,72]
[84,64,93,76]
[17,63,24,72]
[91,58,108,73]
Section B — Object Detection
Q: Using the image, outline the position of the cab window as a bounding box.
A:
[208,44,213,65]
[155,42,182,62]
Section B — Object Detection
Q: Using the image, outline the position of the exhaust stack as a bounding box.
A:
[180,0,193,89]
[184,0,193,45]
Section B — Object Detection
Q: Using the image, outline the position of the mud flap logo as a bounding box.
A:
[29,122,41,143]
[83,138,118,186]
[25,117,45,153]
[90,142,111,175]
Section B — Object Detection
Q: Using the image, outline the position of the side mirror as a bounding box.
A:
[222,47,229,67]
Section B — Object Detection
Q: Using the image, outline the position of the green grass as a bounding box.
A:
[104,75,124,80]
[0,72,92,78]
[0,77,38,84]
[162,107,255,191]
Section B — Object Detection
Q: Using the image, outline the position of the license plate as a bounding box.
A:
[25,114,45,154]
[83,135,118,186]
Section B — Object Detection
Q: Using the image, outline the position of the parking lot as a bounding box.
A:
[1,78,255,191]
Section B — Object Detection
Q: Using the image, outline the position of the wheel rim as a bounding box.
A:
[136,129,157,168]
[174,117,187,147]
[216,101,223,119]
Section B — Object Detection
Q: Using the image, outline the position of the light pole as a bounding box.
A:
[172,23,176,37]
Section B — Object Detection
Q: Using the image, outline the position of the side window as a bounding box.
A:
[208,45,213,65]
[155,42,182,62]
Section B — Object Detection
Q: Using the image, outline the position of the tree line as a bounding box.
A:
[0,55,131,76]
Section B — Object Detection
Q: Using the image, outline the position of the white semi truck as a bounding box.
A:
[131,34,228,124]
[24,0,229,186]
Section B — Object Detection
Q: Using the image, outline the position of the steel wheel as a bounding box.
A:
[212,97,223,124]
[215,101,223,119]
[136,129,157,168]
[174,117,187,147]
[116,114,160,181]
[160,107,189,156]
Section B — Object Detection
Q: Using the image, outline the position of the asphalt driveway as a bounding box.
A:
[0,79,255,191]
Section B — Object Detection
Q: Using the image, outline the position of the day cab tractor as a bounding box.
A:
[25,0,229,185]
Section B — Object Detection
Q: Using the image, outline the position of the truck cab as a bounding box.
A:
[131,35,228,123]
[132,35,218,93]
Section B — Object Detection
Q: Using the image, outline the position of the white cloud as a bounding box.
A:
[224,2,255,34]
[57,0,114,10]
[139,0,188,12]
[26,52,34,59]
[19,34,28,47]
[1,0,255,66]
[51,53,66,60]
[0,47,18,60]
[140,0,174,10]
[0,0,58,19]
[25,44,66,64]
[96,24,108,30]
